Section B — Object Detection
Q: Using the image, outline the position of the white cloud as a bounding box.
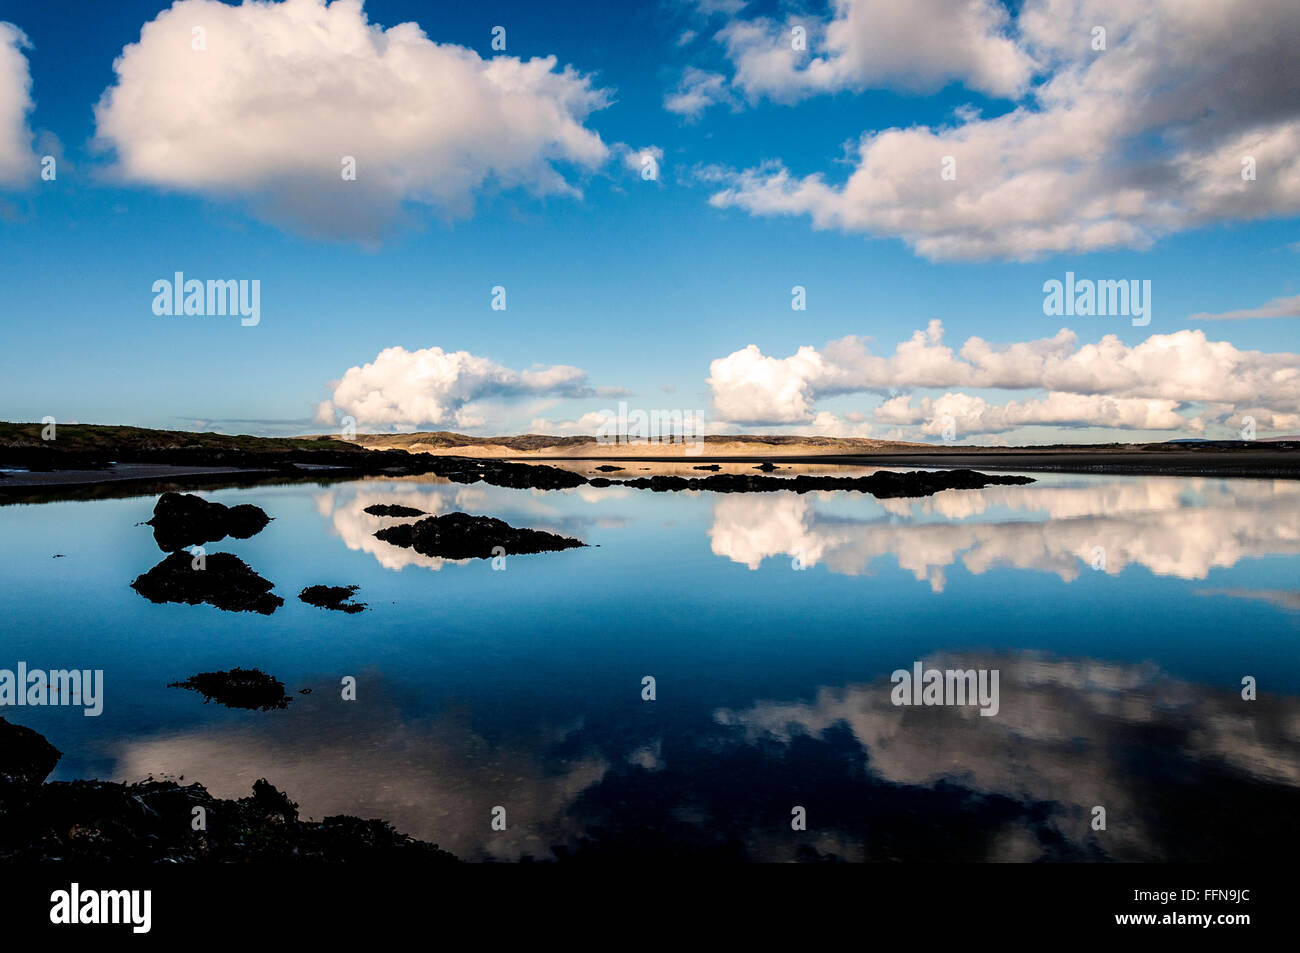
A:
[317,345,596,429]
[0,22,36,186]
[614,142,664,179]
[877,391,1185,435]
[529,411,616,435]
[705,0,1300,260]
[665,68,735,119]
[1190,293,1300,322]
[93,0,611,239]
[707,320,1300,437]
[718,0,1034,104]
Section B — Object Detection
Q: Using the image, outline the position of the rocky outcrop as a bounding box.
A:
[131,552,283,614]
[169,668,292,711]
[0,718,61,809]
[362,503,425,517]
[430,458,589,490]
[146,491,271,551]
[0,721,458,862]
[610,468,1034,497]
[299,584,366,613]
[374,512,586,559]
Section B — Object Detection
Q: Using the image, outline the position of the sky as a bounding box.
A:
[0,0,1297,445]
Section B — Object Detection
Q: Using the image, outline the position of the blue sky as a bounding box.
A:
[0,0,1297,443]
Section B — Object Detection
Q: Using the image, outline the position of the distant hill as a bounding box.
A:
[0,422,360,455]
[3,423,1295,462]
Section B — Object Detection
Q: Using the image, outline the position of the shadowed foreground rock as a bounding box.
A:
[607,468,1034,497]
[362,503,425,517]
[145,491,271,552]
[0,720,457,862]
[170,668,292,710]
[0,718,62,809]
[375,512,586,559]
[131,552,284,614]
[299,584,367,613]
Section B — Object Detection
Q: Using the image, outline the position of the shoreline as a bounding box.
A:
[514,448,1300,479]
[2,447,1298,503]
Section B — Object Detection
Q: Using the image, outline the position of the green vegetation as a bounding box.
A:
[0,422,362,454]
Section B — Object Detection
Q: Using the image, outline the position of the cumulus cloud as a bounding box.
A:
[1190,293,1300,322]
[704,0,1300,259]
[717,0,1034,104]
[93,0,611,239]
[0,22,36,185]
[316,345,598,429]
[707,320,1300,437]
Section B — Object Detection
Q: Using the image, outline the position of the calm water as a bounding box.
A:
[2,470,1298,861]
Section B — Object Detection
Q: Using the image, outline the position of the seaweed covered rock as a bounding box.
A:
[146,491,271,551]
[614,468,1034,498]
[0,723,458,862]
[433,458,589,490]
[0,717,62,809]
[299,584,366,613]
[362,503,426,517]
[374,512,585,559]
[131,552,283,614]
[169,668,292,710]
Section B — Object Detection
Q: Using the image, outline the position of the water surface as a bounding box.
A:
[2,470,1297,861]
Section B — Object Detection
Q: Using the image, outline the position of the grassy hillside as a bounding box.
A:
[0,423,362,455]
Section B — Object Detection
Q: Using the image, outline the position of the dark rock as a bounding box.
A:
[755,462,779,472]
[612,468,1034,497]
[589,478,614,487]
[374,512,586,559]
[362,503,425,517]
[0,717,62,809]
[146,491,271,552]
[299,584,366,613]
[248,778,299,823]
[693,464,722,471]
[131,552,283,614]
[0,722,459,862]
[433,458,589,490]
[169,668,291,711]
[594,465,625,472]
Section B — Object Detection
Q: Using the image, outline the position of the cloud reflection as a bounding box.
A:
[709,477,1300,590]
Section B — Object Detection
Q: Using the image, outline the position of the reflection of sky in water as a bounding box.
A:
[1,472,1297,860]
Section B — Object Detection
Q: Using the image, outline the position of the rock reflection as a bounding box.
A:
[112,682,608,861]
[315,480,627,573]
[110,655,1300,862]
